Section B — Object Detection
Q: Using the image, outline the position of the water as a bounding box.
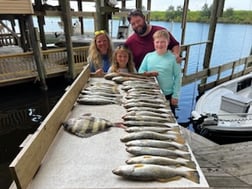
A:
[0,77,69,188]
[1,19,252,188]
[33,17,252,122]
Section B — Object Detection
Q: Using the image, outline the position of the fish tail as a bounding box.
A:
[184,161,197,169]
[180,145,189,151]
[172,126,180,133]
[181,153,192,160]
[174,135,185,144]
[185,170,200,184]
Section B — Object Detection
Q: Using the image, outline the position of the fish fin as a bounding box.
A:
[174,134,186,144]
[185,170,200,183]
[80,113,92,117]
[172,126,180,133]
[134,164,144,168]
[143,155,152,159]
[184,161,197,169]
[180,145,189,152]
[114,122,127,129]
[157,176,181,182]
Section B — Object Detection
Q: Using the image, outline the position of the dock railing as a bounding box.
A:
[0,42,252,94]
[180,42,252,95]
[0,46,89,86]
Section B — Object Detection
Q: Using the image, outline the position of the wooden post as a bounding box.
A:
[203,0,220,69]
[77,0,84,35]
[96,0,109,32]
[146,0,151,24]
[60,0,75,80]
[35,0,47,50]
[27,15,48,90]
[181,0,189,45]
[200,0,222,89]
[136,0,142,9]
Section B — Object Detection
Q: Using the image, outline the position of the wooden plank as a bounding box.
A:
[0,0,33,14]
[9,65,90,189]
[194,141,252,186]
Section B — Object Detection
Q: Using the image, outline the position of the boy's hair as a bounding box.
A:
[153,29,170,41]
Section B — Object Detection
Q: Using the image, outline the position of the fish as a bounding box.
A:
[121,84,160,91]
[122,115,172,123]
[126,107,172,114]
[125,93,164,100]
[80,90,122,98]
[77,96,119,105]
[124,98,166,104]
[123,110,171,119]
[123,102,169,109]
[84,86,119,94]
[125,139,188,151]
[125,126,180,133]
[112,76,150,84]
[89,81,117,88]
[123,120,177,127]
[120,131,185,144]
[126,146,191,160]
[104,72,121,80]
[63,115,122,137]
[122,80,157,86]
[112,164,200,183]
[126,155,196,169]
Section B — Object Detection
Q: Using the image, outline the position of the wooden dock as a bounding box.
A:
[181,127,252,188]
[7,66,252,189]
[0,46,89,87]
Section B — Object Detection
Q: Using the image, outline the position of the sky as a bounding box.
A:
[44,0,252,11]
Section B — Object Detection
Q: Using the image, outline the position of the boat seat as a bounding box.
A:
[220,93,252,113]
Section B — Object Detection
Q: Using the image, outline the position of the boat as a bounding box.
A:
[191,72,252,144]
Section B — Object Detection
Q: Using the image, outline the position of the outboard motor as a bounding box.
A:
[191,111,218,133]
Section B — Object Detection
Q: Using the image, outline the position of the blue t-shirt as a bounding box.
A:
[90,55,110,72]
[138,51,181,99]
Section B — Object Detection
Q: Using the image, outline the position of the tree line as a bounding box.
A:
[150,4,252,24]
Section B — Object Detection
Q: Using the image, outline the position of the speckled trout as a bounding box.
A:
[126,146,191,160]
[125,139,188,151]
[112,164,200,183]
[120,131,185,144]
[125,126,180,133]
[126,155,196,169]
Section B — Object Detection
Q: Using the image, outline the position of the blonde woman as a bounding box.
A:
[87,30,114,76]
[108,45,137,73]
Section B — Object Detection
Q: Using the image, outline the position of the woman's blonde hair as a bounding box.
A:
[87,30,113,70]
[153,29,170,41]
[110,45,135,73]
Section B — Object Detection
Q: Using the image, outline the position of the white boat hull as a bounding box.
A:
[192,73,252,144]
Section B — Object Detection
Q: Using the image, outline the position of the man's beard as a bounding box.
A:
[134,22,147,35]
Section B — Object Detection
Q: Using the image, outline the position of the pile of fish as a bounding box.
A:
[107,75,200,184]
[77,82,122,105]
[62,72,200,184]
